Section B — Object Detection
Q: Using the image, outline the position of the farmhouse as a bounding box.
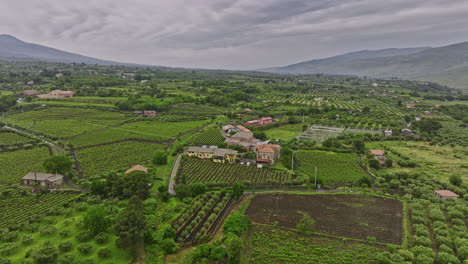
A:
[369,149,386,166]
[222,124,251,134]
[37,90,74,98]
[22,172,64,189]
[23,90,38,96]
[185,146,238,163]
[384,129,393,137]
[434,190,459,199]
[125,165,148,174]
[253,144,281,165]
[243,117,274,127]
[134,110,157,117]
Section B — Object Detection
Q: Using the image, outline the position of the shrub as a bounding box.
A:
[77,243,92,255]
[95,232,109,244]
[36,246,59,264]
[437,252,460,264]
[58,254,75,264]
[0,243,19,257]
[160,238,178,254]
[58,241,73,252]
[97,248,111,258]
[21,235,33,245]
[76,232,93,243]
[224,213,250,236]
[296,213,316,235]
[40,225,57,236]
[449,175,462,186]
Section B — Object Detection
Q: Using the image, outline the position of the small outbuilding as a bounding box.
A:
[434,190,459,199]
[125,165,148,174]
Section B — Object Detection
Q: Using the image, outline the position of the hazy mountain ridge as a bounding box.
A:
[0,34,140,66]
[263,42,468,89]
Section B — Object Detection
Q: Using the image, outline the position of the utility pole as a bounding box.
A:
[314,167,317,188]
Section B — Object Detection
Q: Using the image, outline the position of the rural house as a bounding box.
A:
[125,165,148,174]
[434,190,459,199]
[22,172,64,189]
[253,144,281,165]
[185,146,238,163]
[243,117,274,127]
[37,90,74,98]
[384,129,393,137]
[369,149,386,166]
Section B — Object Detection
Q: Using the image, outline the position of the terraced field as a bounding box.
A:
[76,141,164,176]
[5,108,130,138]
[0,147,51,184]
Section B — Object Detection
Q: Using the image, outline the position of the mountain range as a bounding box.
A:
[1,34,467,89]
[262,42,468,89]
[0,34,135,66]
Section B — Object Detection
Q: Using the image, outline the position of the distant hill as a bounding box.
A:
[262,42,468,89]
[0,34,136,66]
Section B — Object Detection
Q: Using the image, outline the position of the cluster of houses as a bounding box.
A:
[243,117,274,127]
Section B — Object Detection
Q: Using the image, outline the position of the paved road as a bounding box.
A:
[168,154,181,195]
[3,126,82,191]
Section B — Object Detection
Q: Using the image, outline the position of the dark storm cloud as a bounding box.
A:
[0,0,467,69]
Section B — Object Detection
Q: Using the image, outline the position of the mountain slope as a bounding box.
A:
[0,34,127,65]
[264,42,468,89]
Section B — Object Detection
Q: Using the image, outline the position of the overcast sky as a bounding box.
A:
[1,0,468,70]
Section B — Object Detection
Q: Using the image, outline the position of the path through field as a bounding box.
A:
[168,154,181,195]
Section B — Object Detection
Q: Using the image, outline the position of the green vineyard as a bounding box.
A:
[178,158,291,186]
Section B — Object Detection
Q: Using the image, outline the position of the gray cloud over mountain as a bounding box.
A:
[1,0,467,69]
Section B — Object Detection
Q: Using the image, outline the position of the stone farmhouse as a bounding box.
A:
[37,90,74,99]
[22,172,64,189]
[185,146,238,163]
[243,117,274,127]
[369,149,386,166]
[253,144,281,165]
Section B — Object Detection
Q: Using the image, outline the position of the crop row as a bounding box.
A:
[0,192,81,228]
[178,158,291,186]
[189,128,225,146]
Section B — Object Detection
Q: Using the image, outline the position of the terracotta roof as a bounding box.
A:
[434,190,459,198]
[369,149,385,156]
[125,165,148,174]
[259,147,274,153]
[236,125,251,133]
[254,144,280,150]
[256,158,271,163]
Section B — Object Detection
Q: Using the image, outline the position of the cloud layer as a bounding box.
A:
[1,0,467,69]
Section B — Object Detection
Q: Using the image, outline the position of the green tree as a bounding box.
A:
[369,159,381,170]
[296,213,315,235]
[225,233,243,264]
[121,170,152,199]
[83,206,110,235]
[353,140,365,154]
[191,183,207,197]
[385,159,393,168]
[152,150,168,165]
[449,175,462,186]
[418,119,442,133]
[175,184,192,199]
[223,213,250,236]
[253,131,267,140]
[114,196,146,251]
[43,155,73,175]
[362,106,371,113]
[232,183,244,200]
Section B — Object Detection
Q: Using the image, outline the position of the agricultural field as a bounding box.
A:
[76,141,164,177]
[0,147,51,185]
[0,131,33,145]
[172,192,234,245]
[297,125,344,142]
[5,108,130,138]
[242,226,382,264]
[367,141,468,183]
[0,192,81,228]
[169,103,226,115]
[69,119,209,148]
[178,158,291,186]
[295,150,367,186]
[245,193,403,244]
[264,124,302,141]
[188,128,225,146]
[27,100,117,108]
[0,194,133,264]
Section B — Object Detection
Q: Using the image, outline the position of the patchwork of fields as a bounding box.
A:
[245,194,402,244]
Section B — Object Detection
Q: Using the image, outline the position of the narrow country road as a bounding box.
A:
[3,126,82,191]
[168,154,181,195]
